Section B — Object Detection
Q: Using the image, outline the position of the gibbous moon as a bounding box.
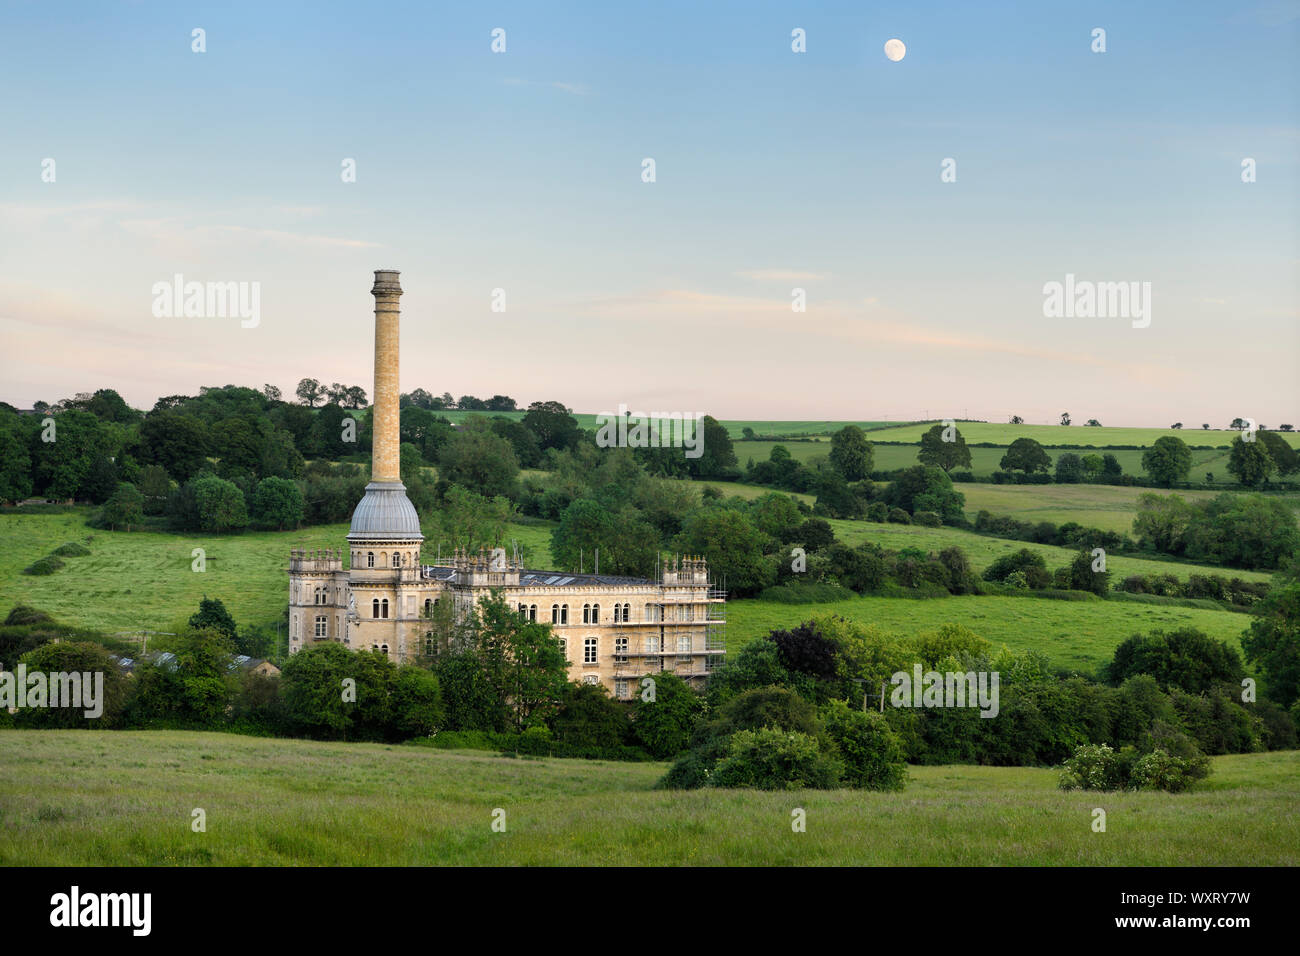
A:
[884,38,906,61]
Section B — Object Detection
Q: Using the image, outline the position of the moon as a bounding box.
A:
[884,38,906,62]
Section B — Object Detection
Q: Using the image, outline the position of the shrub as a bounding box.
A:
[1058,743,1125,791]
[51,542,91,557]
[711,728,843,790]
[1130,749,1210,793]
[866,502,888,522]
[819,700,907,791]
[913,510,942,527]
[887,507,911,524]
[22,556,64,576]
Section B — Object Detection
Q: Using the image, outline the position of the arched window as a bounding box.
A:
[519,603,529,617]
[381,598,389,619]
[582,603,591,624]
[559,637,568,660]
[381,644,389,656]
[551,604,560,624]
[620,604,630,623]
[393,553,401,568]
[591,604,600,624]
[561,604,569,625]
[530,604,537,622]
[425,598,434,616]
[372,598,380,618]
[367,552,375,568]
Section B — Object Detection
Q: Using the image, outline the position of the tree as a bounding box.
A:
[1059,412,1071,427]
[552,682,630,750]
[1106,628,1246,695]
[436,419,520,498]
[818,699,907,790]
[461,593,570,732]
[437,485,518,553]
[1258,431,1299,476]
[139,410,209,483]
[883,465,965,523]
[829,425,873,480]
[522,400,580,452]
[252,475,305,529]
[190,475,249,532]
[1280,424,1294,432]
[687,415,739,480]
[1000,437,1051,474]
[631,672,703,758]
[917,424,972,473]
[1085,419,1102,427]
[1202,424,1210,430]
[101,482,144,530]
[1171,422,1183,430]
[295,378,324,407]
[1065,548,1110,596]
[1054,453,1086,484]
[1132,493,1193,554]
[1241,585,1300,709]
[1009,415,1024,425]
[674,507,774,597]
[14,642,130,728]
[1141,436,1193,487]
[0,414,33,503]
[263,383,282,402]
[1226,436,1275,488]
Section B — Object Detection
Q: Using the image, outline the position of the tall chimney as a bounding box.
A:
[347,269,422,547]
[370,269,402,483]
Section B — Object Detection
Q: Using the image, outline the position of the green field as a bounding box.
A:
[825,519,1274,583]
[861,422,1300,448]
[2,731,1294,866]
[0,511,557,633]
[736,440,1232,480]
[726,595,1253,673]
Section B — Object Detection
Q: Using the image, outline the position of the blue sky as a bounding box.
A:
[1,0,1296,425]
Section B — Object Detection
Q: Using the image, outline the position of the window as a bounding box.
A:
[615,679,629,700]
[393,553,401,568]
[561,604,569,625]
[614,637,628,661]
[644,635,659,654]
[551,604,560,624]
[582,674,601,686]
[620,604,630,623]
[645,604,654,623]
[314,616,327,639]
[381,598,389,619]
[367,552,375,568]
[677,634,692,654]
[381,644,389,656]
[582,603,591,624]
[684,604,695,621]
[519,603,529,617]
[591,604,600,624]
[425,599,434,616]
[559,637,568,661]
[529,604,537,622]
[425,637,435,656]
[584,637,598,664]
[372,598,380,618]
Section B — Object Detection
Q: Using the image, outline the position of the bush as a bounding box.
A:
[51,541,91,557]
[887,507,911,524]
[819,700,907,790]
[867,502,888,522]
[711,728,843,790]
[22,556,64,576]
[913,511,942,527]
[1058,743,1128,791]
[1130,749,1210,793]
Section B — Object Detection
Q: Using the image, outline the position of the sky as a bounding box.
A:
[1,0,1297,426]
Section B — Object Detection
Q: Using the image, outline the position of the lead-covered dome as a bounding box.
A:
[347,482,423,540]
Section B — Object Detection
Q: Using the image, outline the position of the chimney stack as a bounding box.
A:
[370,269,402,483]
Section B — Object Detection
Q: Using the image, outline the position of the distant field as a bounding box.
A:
[862,422,1300,448]
[3,731,1295,865]
[0,511,557,633]
[736,440,1230,480]
[726,594,1252,673]
[824,519,1274,583]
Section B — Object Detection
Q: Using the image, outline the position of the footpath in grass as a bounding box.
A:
[1,731,1295,866]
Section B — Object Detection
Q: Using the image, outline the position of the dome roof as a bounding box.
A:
[347,482,424,541]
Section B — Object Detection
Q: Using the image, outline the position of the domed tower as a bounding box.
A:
[345,270,426,658]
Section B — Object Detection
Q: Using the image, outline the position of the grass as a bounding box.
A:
[860,422,1300,448]
[726,594,1253,673]
[824,518,1275,583]
[0,510,557,633]
[1,730,1294,865]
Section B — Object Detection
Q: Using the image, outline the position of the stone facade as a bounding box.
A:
[287,270,726,696]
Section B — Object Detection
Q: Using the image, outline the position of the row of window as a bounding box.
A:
[556,635,694,661]
[355,550,417,569]
[515,602,698,625]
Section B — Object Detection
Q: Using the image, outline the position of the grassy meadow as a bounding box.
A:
[2,730,1294,866]
[725,594,1252,673]
[859,422,1300,448]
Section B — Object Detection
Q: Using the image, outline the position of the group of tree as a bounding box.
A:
[1132,492,1299,570]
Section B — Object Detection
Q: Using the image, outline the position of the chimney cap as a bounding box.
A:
[371,269,402,295]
